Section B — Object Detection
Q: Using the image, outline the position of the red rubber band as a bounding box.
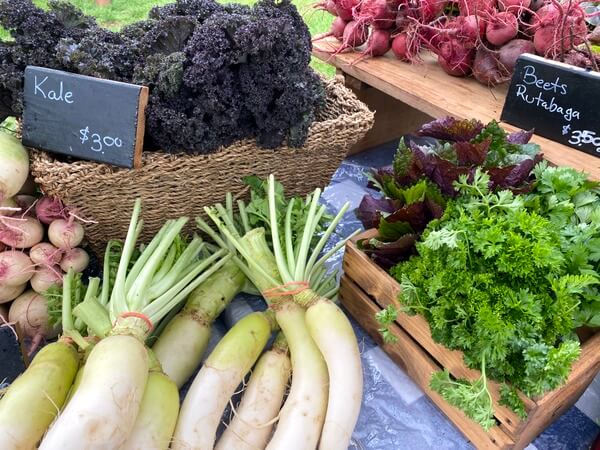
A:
[118,312,154,332]
[262,281,310,300]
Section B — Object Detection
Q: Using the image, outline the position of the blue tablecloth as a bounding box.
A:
[216,141,600,450]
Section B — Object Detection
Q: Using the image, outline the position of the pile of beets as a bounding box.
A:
[314,0,600,86]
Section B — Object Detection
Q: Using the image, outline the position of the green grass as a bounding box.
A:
[7,0,334,76]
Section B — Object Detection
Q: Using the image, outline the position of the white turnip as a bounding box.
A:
[30,243,63,267]
[9,290,59,351]
[60,248,90,274]
[30,266,63,294]
[498,0,531,12]
[0,250,34,286]
[48,218,85,249]
[0,282,27,304]
[0,216,44,249]
[0,132,29,202]
[35,196,68,225]
[486,11,519,46]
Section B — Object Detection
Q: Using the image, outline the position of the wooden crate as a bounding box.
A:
[341,229,600,450]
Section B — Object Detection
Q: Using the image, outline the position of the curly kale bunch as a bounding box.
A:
[0,0,325,153]
[0,0,99,117]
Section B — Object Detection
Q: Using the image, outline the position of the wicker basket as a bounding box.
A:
[30,76,374,254]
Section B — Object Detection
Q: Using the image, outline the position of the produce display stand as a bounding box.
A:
[312,40,600,448]
[339,230,600,450]
[313,38,600,181]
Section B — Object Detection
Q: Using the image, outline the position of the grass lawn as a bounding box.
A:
[1,0,335,76]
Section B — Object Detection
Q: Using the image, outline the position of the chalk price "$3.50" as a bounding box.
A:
[79,126,123,153]
[565,128,600,153]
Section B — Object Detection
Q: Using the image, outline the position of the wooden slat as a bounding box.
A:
[340,276,515,449]
[313,40,600,180]
[511,331,600,449]
[343,238,534,433]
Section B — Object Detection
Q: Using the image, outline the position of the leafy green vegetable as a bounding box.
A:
[526,163,600,328]
[390,169,585,427]
[45,272,86,329]
[430,359,495,430]
[375,304,399,344]
[499,384,527,420]
[357,118,540,268]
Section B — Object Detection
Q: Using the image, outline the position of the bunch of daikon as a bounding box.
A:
[171,175,363,450]
[0,175,364,450]
[0,131,90,354]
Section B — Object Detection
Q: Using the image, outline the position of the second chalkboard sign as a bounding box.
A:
[22,66,148,169]
[501,54,600,159]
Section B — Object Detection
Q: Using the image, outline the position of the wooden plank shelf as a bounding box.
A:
[313,39,600,180]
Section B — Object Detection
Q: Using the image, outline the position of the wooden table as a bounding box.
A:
[313,39,600,180]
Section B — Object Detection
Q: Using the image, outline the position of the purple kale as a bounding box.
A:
[0,0,324,154]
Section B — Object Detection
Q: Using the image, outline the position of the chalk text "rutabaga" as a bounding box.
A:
[515,65,580,122]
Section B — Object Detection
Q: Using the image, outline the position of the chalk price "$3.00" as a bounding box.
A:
[79,126,123,153]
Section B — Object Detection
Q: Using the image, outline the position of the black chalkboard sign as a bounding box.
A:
[22,66,148,169]
[501,54,600,159]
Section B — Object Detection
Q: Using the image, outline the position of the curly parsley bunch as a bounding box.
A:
[388,169,596,429]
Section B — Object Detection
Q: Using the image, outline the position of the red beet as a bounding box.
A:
[473,47,510,85]
[437,39,475,76]
[498,39,536,72]
[486,11,519,46]
[362,29,392,56]
[354,0,397,29]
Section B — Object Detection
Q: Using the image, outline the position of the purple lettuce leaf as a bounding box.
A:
[357,233,419,269]
[411,143,470,196]
[367,166,394,192]
[426,197,445,219]
[357,194,401,230]
[506,129,534,145]
[417,117,485,142]
[454,139,490,166]
[487,154,542,190]
[386,201,430,232]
